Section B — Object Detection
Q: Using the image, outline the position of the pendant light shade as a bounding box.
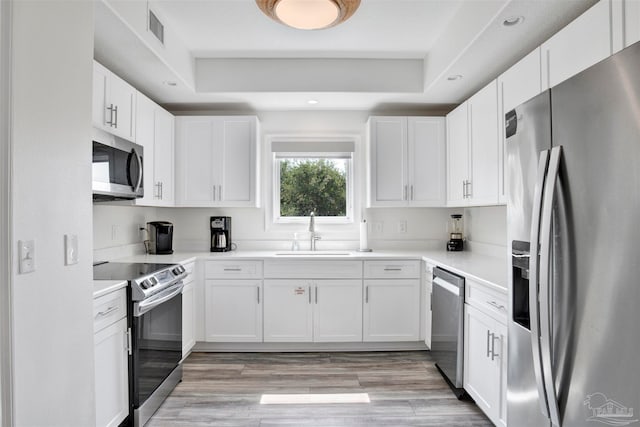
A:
[256,0,361,30]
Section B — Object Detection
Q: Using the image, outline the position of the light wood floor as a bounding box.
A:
[147,351,492,427]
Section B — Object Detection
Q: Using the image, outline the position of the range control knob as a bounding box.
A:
[140,279,151,290]
[172,265,185,275]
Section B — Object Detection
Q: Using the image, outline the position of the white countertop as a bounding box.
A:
[104,249,507,292]
[93,279,128,298]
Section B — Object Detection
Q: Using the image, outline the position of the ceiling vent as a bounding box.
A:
[148,10,164,45]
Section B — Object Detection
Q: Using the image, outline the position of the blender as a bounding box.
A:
[447,214,464,251]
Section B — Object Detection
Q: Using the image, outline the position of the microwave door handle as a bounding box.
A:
[539,146,562,427]
[529,149,552,419]
[129,148,143,193]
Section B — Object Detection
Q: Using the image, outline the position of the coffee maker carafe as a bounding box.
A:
[210,216,232,252]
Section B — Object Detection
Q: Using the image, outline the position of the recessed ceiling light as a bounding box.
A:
[447,75,463,81]
[162,81,177,86]
[503,16,524,27]
[308,99,319,105]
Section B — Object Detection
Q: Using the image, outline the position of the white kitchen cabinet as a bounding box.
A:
[263,280,314,342]
[446,80,500,207]
[363,279,421,342]
[313,280,363,342]
[92,60,136,142]
[367,116,446,207]
[446,103,469,206]
[175,116,259,207]
[497,48,542,203]
[182,278,196,358]
[134,92,174,206]
[623,0,640,48]
[541,0,614,90]
[93,288,128,427]
[424,262,434,349]
[205,279,263,342]
[464,304,507,427]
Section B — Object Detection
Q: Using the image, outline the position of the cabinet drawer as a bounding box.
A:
[364,260,421,279]
[465,278,508,322]
[205,260,263,279]
[264,260,362,279]
[93,288,127,333]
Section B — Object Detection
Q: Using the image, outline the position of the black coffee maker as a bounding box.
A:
[147,221,174,254]
[210,216,232,252]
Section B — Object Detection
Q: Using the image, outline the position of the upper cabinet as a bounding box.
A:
[175,116,260,207]
[446,81,500,207]
[92,60,136,142]
[541,0,615,90]
[367,116,446,208]
[134,93,175,207]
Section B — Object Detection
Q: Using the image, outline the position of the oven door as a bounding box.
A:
[131,283,183,409]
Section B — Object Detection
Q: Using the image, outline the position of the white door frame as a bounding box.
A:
[0,0,14,425]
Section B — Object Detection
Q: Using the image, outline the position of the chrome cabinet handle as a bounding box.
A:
[365,286,369,303]
[308,285,312,304]
[223,268,241,272]
[487,301,506,311]
[410,185,414,201]
[462,180,467,198]
[384,268,402,271]
[404,185,407,201]
[96,305,118,318]
[213,186,216,201]
[257,286,260,304]
[491,334,500,361]
[315,285,318,304]
[160,182,164,200]
[113,105,119,128]
[106,104,116,127]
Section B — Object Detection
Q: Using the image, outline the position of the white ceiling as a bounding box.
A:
[94,0,598,112]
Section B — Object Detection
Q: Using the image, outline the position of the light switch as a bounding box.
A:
[64,234,78,266]
[18,240,35,274]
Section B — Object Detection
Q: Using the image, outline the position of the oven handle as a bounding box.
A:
[134,282,184,317]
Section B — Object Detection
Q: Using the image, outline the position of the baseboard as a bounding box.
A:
[192,341,429,353]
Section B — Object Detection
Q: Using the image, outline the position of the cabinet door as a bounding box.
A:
[496,320,508,427]
[624,0,640,48]
[313,280,363,342]
[182,282,196,357]
[134,93,157,205]
[541,0,612,89]
[363,279,420,342]
[263,280,313,342]
[368,117,407,207]
[175,117,216,205]
[219,117,257,206]
[468,80,499,206]
[92,61,110,131]
[407,117,446,207]
[108,75,136,142]
[464,304,500,424]
[424,264,434,349]
[154,107,175,205]
[205,280,262,342]
[446,103,469,206]
[94,317,128,427]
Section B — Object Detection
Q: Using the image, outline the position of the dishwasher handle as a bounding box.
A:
[432,277,462,297]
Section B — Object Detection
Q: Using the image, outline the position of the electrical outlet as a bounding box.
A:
[18,240,35,274]
[64,234,78,266]
[397,220,407,233]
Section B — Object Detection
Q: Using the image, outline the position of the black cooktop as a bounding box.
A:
[93,262,176,281]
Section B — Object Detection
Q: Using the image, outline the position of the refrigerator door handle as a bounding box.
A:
[539,146,563,427]
[529,149,552,419]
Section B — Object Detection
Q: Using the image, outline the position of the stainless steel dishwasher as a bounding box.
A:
[431,266,465,398]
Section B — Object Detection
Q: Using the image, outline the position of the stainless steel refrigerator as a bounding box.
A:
[506,42,640,427]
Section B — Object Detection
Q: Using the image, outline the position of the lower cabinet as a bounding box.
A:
[205,279,263,342]
[263,279,362,342]
[182,281,196,357]
[464,303,507,427]
[363,279,421,341]
[94,308,129,427]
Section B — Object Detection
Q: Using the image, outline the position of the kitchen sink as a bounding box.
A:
[274,251,353,256]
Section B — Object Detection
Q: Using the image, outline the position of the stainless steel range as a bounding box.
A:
[93,262,188,427]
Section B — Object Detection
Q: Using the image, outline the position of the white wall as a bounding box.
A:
[11,2,95,426]
[464,205,507,250]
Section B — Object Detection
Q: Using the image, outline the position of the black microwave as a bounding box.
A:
[92,137,144,201]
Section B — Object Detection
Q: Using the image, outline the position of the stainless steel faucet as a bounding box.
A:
[309,211,321,250]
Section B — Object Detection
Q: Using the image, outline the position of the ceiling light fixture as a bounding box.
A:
[447,75,463,81]
[307,99,319,105]
[256,0,361,30]
[503,16,524,27]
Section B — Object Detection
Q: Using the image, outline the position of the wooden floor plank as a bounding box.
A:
[146,351,492,427]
